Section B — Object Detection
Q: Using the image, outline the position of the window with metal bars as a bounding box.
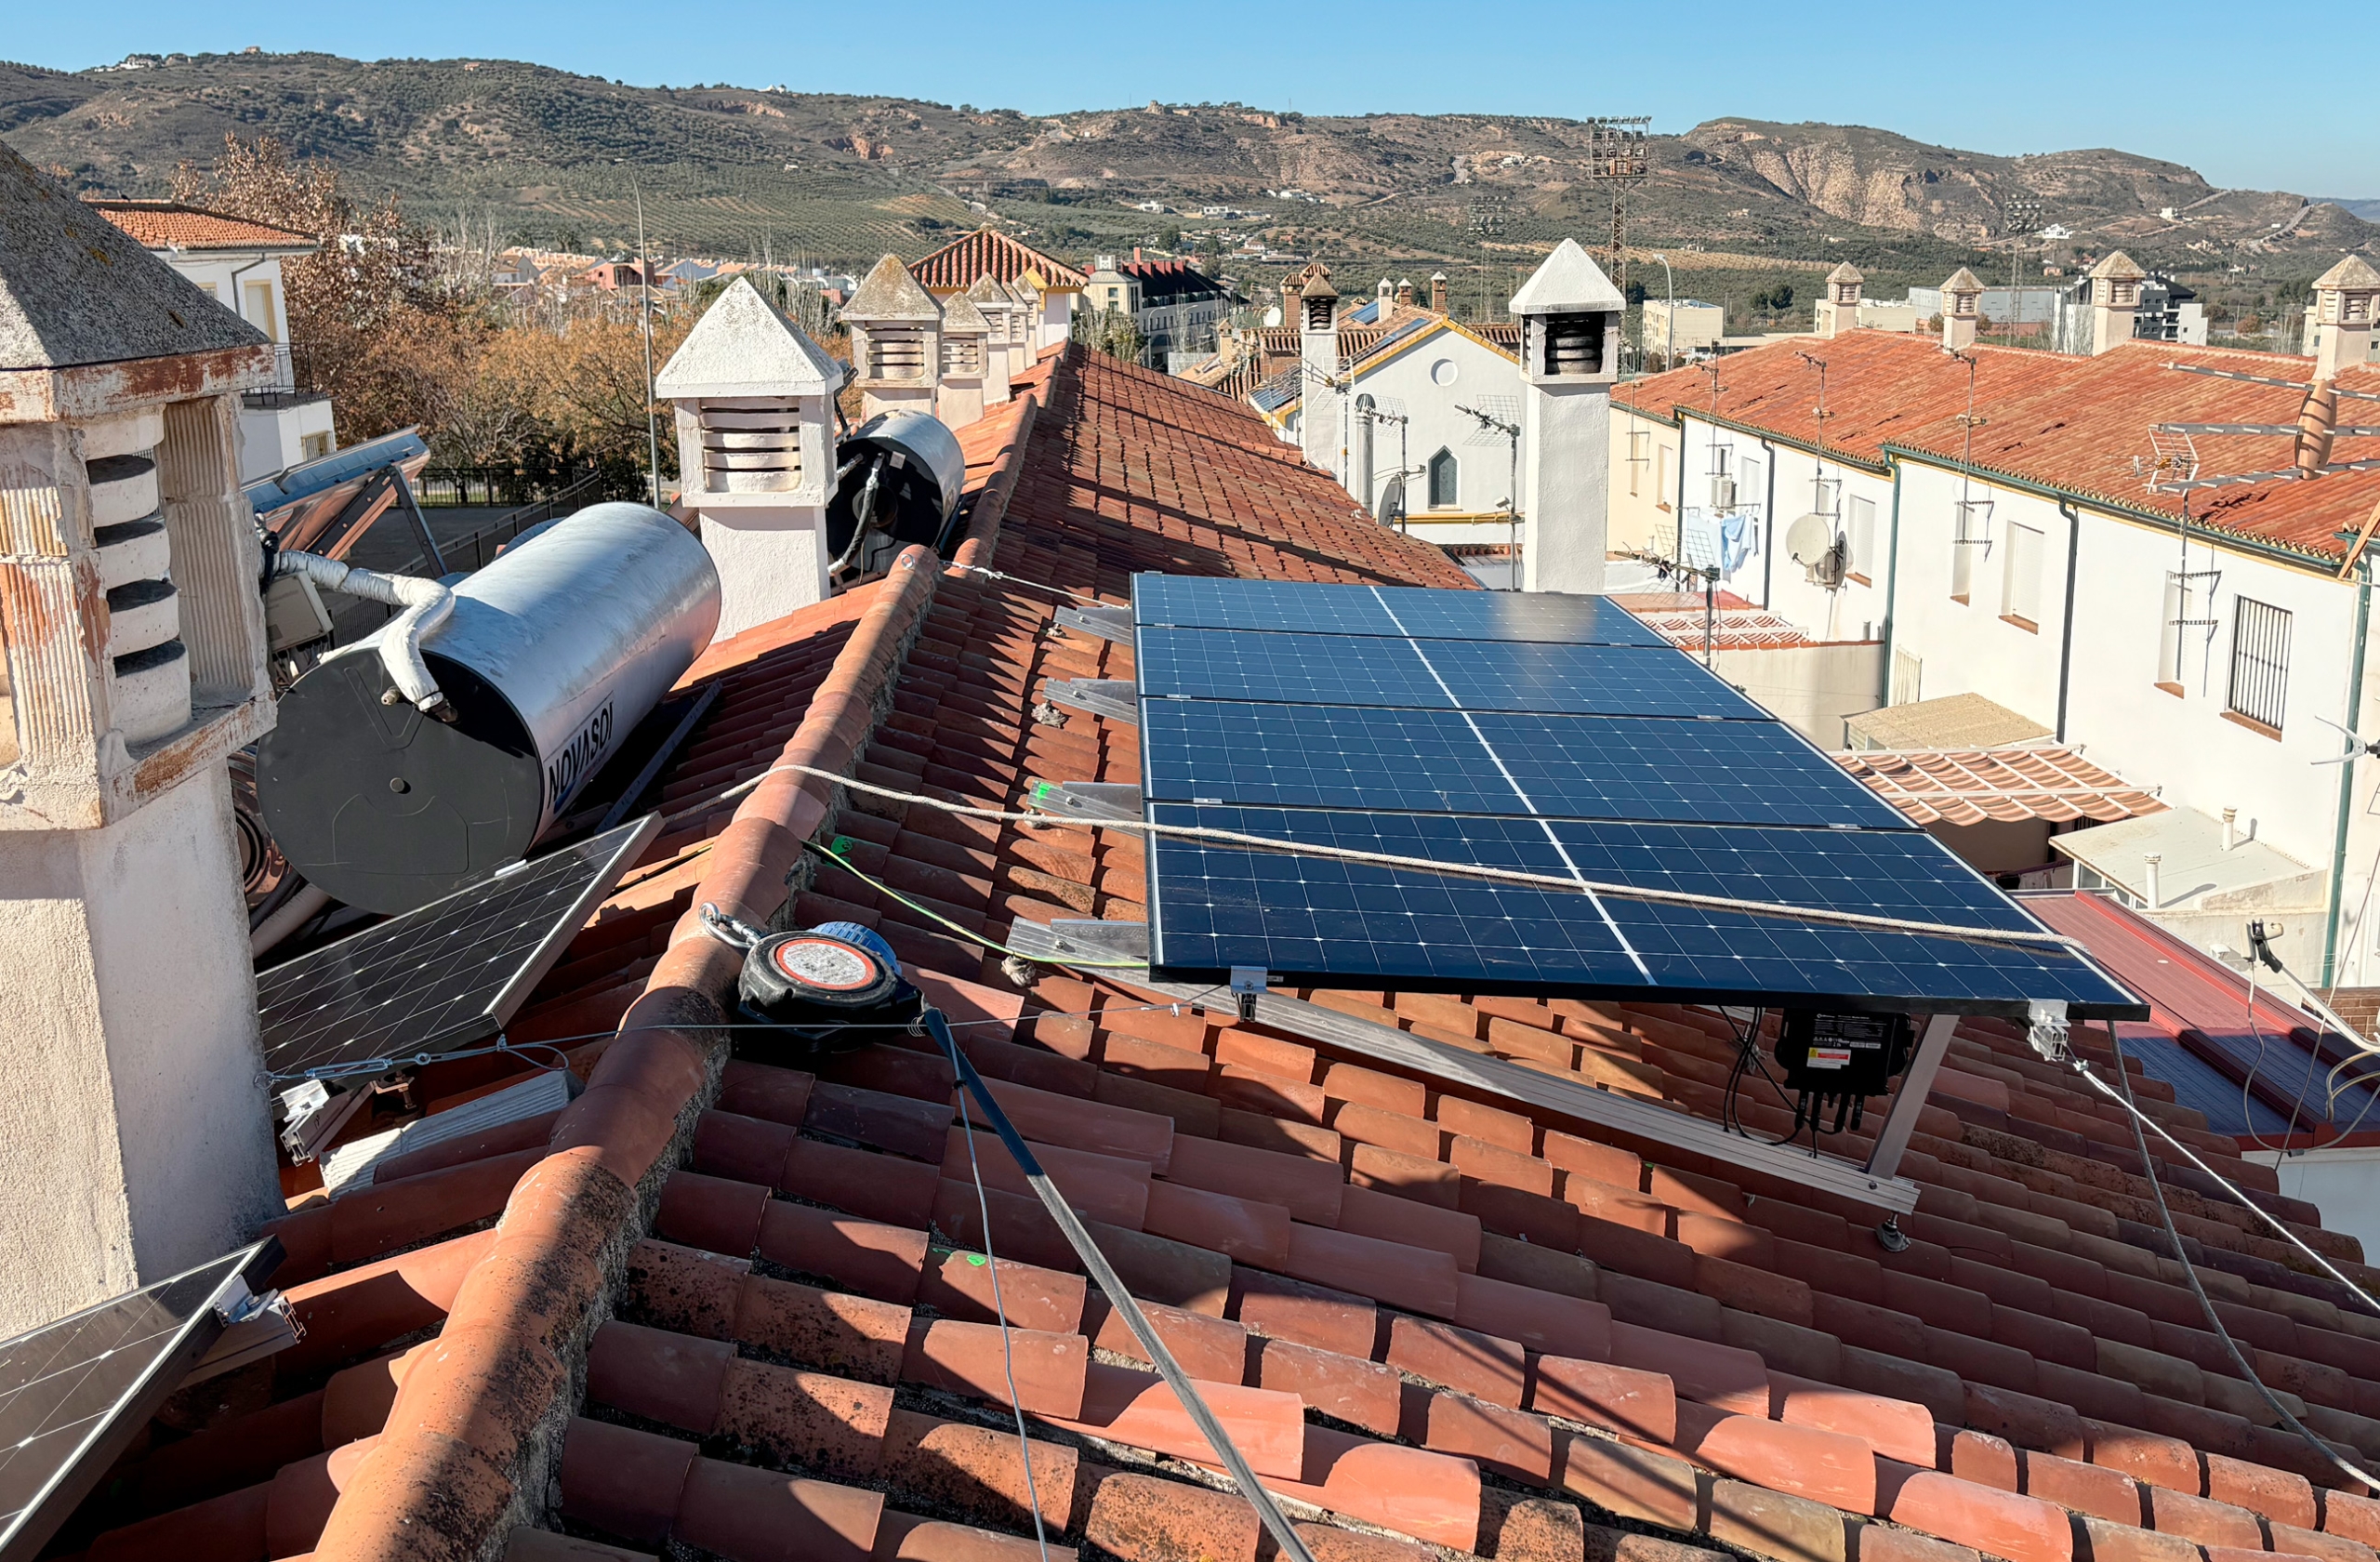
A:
[2227,597,2291,732]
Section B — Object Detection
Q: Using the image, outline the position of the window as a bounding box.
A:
[1427,447,1460,509]
[1655,444,1672,508]
[1626,429,1649,496]
[1739,458,1763,516]
[299,432,333,461]
[244,280,278,341]
[1950,499,1990,602]
[2227,597,2291,735]
[1845,495,1876,583]
[2001,523,2043,629]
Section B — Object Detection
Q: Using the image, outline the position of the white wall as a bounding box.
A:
[1351,329,1526,524]
[157,253,291,342]
[2245,1145,2380,1267]
[237,399,337,483]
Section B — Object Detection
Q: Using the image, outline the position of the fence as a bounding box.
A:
[242,344,324,410]
[433,470,615,574]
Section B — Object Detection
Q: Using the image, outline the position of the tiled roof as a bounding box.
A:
[86,351,2380,1562]
[1613,332,2380,564]
[913,227,1088,292]
[1840,747,2167,827]
[84,197,319,252]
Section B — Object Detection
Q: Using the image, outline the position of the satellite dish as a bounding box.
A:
[1378,475,1407,531]
[1785,513,1847,589]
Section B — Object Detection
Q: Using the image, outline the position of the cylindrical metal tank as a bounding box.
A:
[826,411,969,569]
[258,502,721,914]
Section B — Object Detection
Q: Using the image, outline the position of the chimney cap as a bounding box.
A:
[1431,271,1448,282]
[847,254,943,321]
[966,272,1016,305]
[2085,250,2146,283]
[1941,267,1984,294]
[656,272,842,399]
[1509,236,1625,316]
[0,140,268,373]
[2315,255,2380,293]
[1301,271,1340,299]
[1826,261,1865,285]
[940,287,990,335]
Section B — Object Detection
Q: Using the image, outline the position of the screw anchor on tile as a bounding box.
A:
[1874,1216,1911,1253]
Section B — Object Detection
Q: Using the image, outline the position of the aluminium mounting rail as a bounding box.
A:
[1009,918,1931,1214]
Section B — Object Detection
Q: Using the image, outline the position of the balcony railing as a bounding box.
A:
[243,344,327,410]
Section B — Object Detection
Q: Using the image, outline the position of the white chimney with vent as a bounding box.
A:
[1298,269,1342,478]
[656,275,844,636]
[937,286,991,429]
[845,254,943,421]
[1512,237,1624,592]
[2312,256,2380,380]
[2084,251,2145,355]
[0,146,283,1332]
[1940,268,1984,352]
[1816,261,1864,339]
[967,274,1019,404]
[1377,278,1394,317]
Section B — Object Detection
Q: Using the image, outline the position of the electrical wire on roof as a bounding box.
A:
[799,841,1151,969]
[915,1005,1321,1562]
[713,762,2100,957]
[2074,1021,2380,1491]
[951,565,1108,608]
[2236,932,2322,1155]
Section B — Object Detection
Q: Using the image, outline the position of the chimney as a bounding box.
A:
[1940,268,1984,352]
[2312,255,2380,380]
[936,285,992,429]
[844,253,943,421]
[1816,261,1864,339]
[2143,854,2162,910]
[1298,268,1342,478]
[1511,237,1625,591]
[656,274,844,634]
[1378,278,1394,317]
[2084,250,2145,355]
[0,145,284,1330]
[1396,278,1416,308]
[1430,271,1448,314]
[2222,808,2239,852]
[1353,392,1376,514]
[1133,246,1143,264]
[1280,274,1302,330]
[966,274,1017,406]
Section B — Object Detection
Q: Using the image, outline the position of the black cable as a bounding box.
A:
[2087,1019,2380,1492]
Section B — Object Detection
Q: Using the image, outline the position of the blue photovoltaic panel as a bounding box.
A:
[1137,629,1762,719]
[1140,700,1916,829]
[1145,805,2142,1013]
[1133,575,1671,646]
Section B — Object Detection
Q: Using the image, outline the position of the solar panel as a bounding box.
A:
[258,814,662,1081]
[1138,629,1760,718]
[1134,576,1671,645]
[1139,701,1916,828]
[0,1241,279,1562]
[1130,577,2145,1018]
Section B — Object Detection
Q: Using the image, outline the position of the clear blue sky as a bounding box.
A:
[12,0,2362,198]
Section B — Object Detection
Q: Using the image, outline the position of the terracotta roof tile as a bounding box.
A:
[912,227,1087,292]
[1841,746,2168,826]
[85,198,319,252]
[94,345,2380,1562]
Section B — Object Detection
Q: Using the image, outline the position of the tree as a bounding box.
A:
[1771,283,1793,311]
[1074,307,1145,364]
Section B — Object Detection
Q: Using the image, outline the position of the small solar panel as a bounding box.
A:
[0,1241,277,1562]
[1130,577,2145,1019]
[1140,701,1915,828]
[1134,576,1671,645]
[258,814,661,1081]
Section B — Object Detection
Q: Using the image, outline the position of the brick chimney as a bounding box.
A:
[1298,268,1342,478]
[936,285,991,429]
[656,275,844,633]
[1430,271,1448,313]
[1512,237,1624,591]
[2312,255,2380,379]
[844,254,943,420]
[1815,261,1864,339]
[1279,274,1301,329]
[1396,278,1416,308]
[2083,250,2145,355]
[0,144,284,1331]
[1940,268,1985,352]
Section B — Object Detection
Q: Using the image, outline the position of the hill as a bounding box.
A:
[3,52,2370,304]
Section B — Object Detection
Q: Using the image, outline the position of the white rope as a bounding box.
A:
[716,761,2094,955]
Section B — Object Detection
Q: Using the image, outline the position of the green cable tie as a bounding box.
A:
[828,835,853,857]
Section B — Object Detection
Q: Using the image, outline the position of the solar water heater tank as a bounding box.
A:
[258,502,721,914]
[826,411,969,567]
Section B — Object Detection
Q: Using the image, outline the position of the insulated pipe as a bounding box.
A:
[270,550,456,716]
[252,883,334,959]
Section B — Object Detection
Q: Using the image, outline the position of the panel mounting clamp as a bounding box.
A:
[1228,965,1268,1024]
[1055,604,1135,644]
[1043,678,1141,724]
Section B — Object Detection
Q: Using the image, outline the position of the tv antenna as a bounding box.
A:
[1458,398,1524,589]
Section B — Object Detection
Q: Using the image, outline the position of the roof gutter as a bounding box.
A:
[2323,553,2372,986]
[2056,498,2082,743]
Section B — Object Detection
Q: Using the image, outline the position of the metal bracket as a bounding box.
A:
[276,1079,368,1163]
[1229,965,1268,1024]
[1033,919,1150,965]
[1860,1013,1959,1184]
[1044,679,1140,724]
[2026,999,2070,1063]
[181,1280,301,1386]
[1025,780,1144,822]
[1056,604,1135,644]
